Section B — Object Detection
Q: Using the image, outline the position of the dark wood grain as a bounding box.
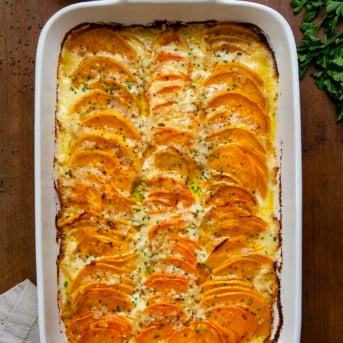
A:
[0,1,342,342]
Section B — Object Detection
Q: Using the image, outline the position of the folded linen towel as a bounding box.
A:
[0,279,39,343]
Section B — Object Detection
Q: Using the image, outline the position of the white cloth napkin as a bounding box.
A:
[0,280,39,343]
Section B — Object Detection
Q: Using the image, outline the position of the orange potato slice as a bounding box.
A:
[136,324,174,343]
[72,90,139,118]
[174,236,201,266]
[72,288,133,317]
[208,144,267,197]
[207,35,250,55]
[166,328,200,343]
[159,257,197,274]
[65,27,137,60]
[140,303,185,327]
[81,110,139,140]
[206,127,266,154]
[70,56,136,88]
[70,131,140,172]
[204,23,260,41]
[69,228,134,257]
[205,183,257,214]
[69,262,133,294]
[88,79,139,104]
[153,127,194,147]
[207,305,258,342]
[205,93,268,136]
[153,146,198,179]
[201,278,253,292]
[200,206,267,244]
[193,320,227,343]
[203,64,266,111]
[146,176,195,211]
[69,284,133,315]
[146,294,181,305]
[155,51,188,63]
[67,312,132,343]
[213,254,275,279]
[148,215,186,243]
[205,236,260,269]
[66,313,95,343]
[153,31,188,50]
[58,182,103,214]
[70,150,137,192]
[96,253,137,271]
[201,291,271,339]
[145,273,189,293]
[78,328,123,343]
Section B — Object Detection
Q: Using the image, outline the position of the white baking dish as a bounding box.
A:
[35,0,302,342]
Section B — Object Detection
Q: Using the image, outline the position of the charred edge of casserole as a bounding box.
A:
[270,142,283,342]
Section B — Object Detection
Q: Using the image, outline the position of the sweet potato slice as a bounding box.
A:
[153,146,198,179]
[204,23,260,41]
[60,167,135,214]
[146,294,181,305]
[203,64,266,111]
[201,291,271,339]
[148,215,186,243]
[155,51,188,64]
[213,254,274,280]
[65,27,137,61]
[206,35,250,55]
[208,144,267,197]
[99,313,132,333]
[166,328,200,343]
[70,150,137,192]
[70,56,136,88]
[81,110,139,140]
[200,206,267,245]
[205,183,257,214]
[174,236,201,266]
[206,127,266,155]
[201,278,253,293]
[66,313,96,343]
[207,305,258,342]
[193,320,227,343]
[70,131,140,171]
[205,93,268,136]
[66,312,132,343]
[205,238,257,270]
[153,127,194,148]
[145,176,195,212]
[140,303,185,327]
[69,262,133,294]
[136,324,174,343]
[58,182,103,214]
[72,288,133,317]
[153,31,188,50]
[72,90,139,118]
[78,328,122,343]
[145,273,189,293]
[69,228,133,257]
[159,257,197,274]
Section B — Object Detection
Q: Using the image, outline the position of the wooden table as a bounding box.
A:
[0,1,342,341]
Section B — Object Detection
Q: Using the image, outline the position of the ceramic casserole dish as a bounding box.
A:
[35,1,302,342]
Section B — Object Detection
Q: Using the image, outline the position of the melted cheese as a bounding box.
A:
[56,22,280,343]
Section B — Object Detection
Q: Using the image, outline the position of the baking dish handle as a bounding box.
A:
[118,0,221,3]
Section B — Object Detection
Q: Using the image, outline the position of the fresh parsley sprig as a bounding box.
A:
[291,0,343,121]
